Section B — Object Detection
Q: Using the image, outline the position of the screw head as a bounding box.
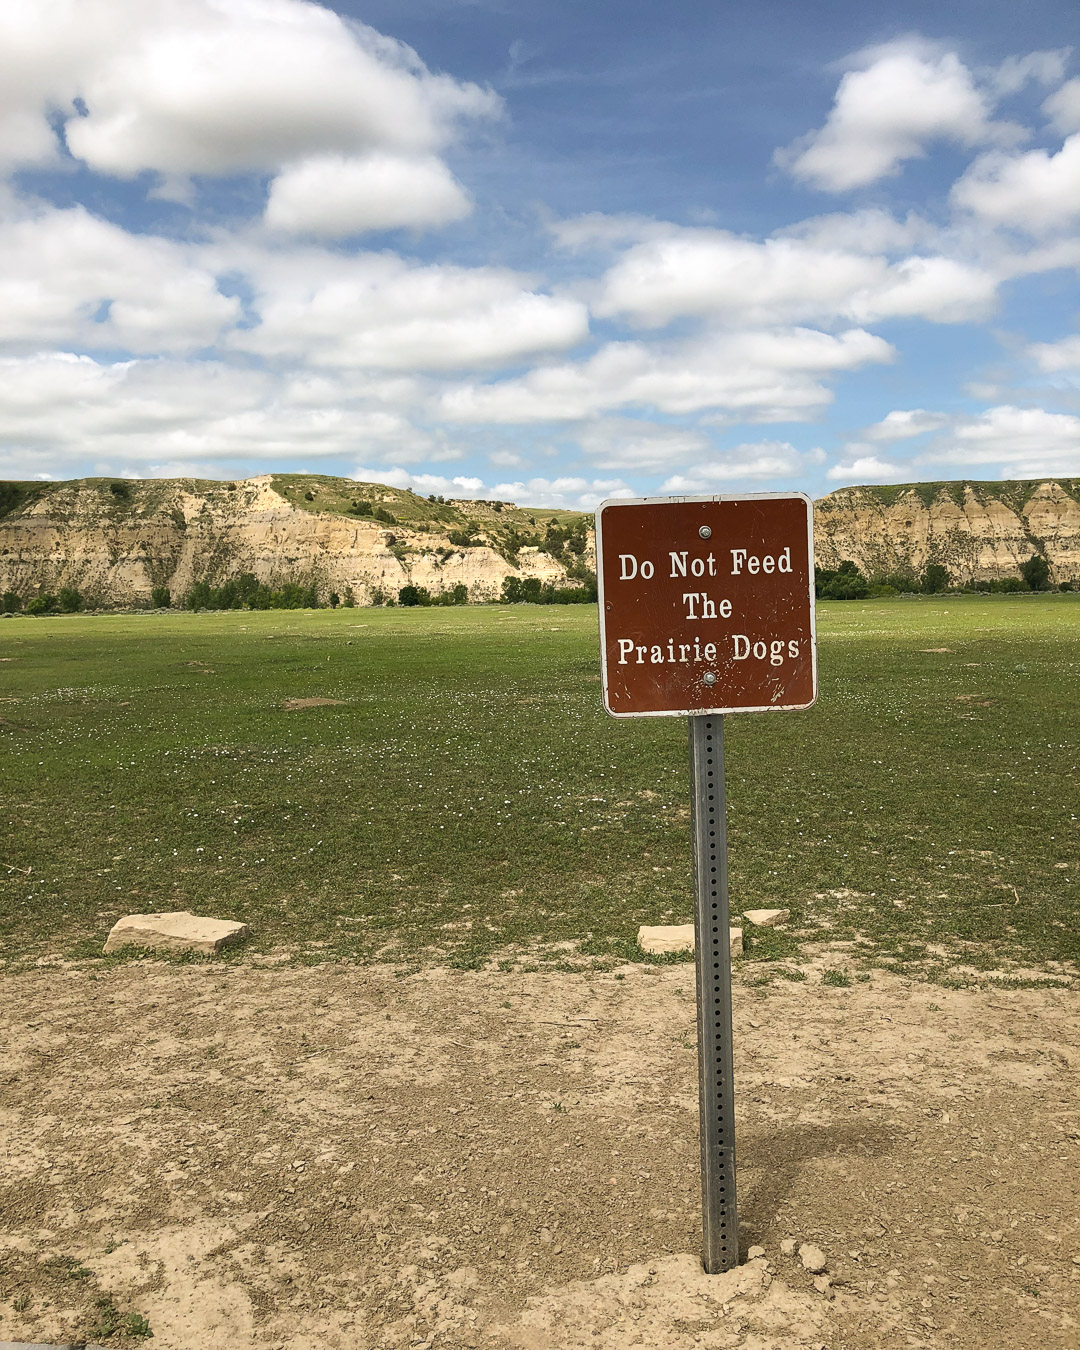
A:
[699,525,712,539]
[703,671,717,687]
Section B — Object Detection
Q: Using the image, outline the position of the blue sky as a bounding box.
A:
[2,0,1079,507]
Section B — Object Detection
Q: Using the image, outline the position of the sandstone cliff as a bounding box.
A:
[0,473,594,606]
[814,479,1080,585]
[1,474,1077,607]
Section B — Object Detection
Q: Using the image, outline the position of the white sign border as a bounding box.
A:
[595,490,818,720]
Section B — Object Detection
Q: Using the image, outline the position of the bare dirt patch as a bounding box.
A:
[280,697,347,710]
[0,963,1077,1349]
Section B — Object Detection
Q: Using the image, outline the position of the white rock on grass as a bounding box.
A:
[799,1244,828,1274]
[742,908,790,927]
[637,924,743,959]
[104,911,248,956]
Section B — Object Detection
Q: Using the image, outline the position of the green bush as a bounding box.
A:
[185,574,319,610]
[922,563,950,594]
[1,591,21,613]
[348,500,372,516]
[448,529,480,548]
[25,594,57,615]
[1020,555,1050,591]
[57,586,83,613]
[150,586,171,608]
[398,584,432,607]
[816,560,869,599]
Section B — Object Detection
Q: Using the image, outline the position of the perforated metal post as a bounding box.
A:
[689,714,738,1273]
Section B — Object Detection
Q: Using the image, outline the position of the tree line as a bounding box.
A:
[815,554,1065,599]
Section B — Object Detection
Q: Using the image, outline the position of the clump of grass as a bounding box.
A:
[822,968,853,987]
[91,1295,153,1340]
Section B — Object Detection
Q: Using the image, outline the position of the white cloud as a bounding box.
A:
[576,421,711,472]
[919,405,1080,476]
[264,153,471,236]
[548,212,675,252]
[1043,78,1080,134]
[0,0,499,180]
[777,44,1006,192]
[594,228,997,328]
[660,441,818,491]
[0,351,439,478]
[350,466,630,511]
[228,246,588,371]
[488,449,526,468]
[991,50,1071,97]
[865,409,952,441]
[0,204,238,354]
[826,452,911,483]
[951,135,1080,232]
[441,327,893,425]
[1028,335,1080,373]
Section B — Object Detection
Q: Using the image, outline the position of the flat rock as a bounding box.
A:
[104,910,248,955]
[638,923,694,955]
[742,908,790,927]
[637,924,743,959]
[799,1243,828,1273]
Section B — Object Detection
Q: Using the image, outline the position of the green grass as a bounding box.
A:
[1,596,1078,975]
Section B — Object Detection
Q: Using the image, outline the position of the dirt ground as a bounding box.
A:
[1,957,1078,1350]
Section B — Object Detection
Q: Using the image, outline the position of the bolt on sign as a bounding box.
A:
[595,492,816,1275]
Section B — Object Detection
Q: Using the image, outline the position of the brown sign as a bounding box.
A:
[596,493,816,718]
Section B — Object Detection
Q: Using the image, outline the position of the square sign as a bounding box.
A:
[596,492,817,718]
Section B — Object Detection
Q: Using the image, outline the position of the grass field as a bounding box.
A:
[1,597,1078,981]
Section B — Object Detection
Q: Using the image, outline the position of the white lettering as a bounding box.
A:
[770,639,785,666]
[733,634,750,659]
[704,642,717,661]
[636,645,647,664]
[691,557,705,577]
[640,559,655,579]
[682,592,700,619]
[669,551,687,578]
[730,548,747,575]
[762,554,775,574]
[788,639,799,658]
[701,595,717,619]
[747,556,760,575]
[719,598,732,618]
[778,546,792,573]
[753,640,766,658]
[650,645,664,664]
[617,638,634,664]
[619,554,638,580]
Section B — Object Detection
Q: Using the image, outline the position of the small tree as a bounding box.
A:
[451,583,468,606]
[25,594,57,615]
[151,586,171,608]
[922,563,949,594]
[343,586,356,607]
[1,591,21,613]
[57,587,83,613]
[1019,555,1050,591]
[398,584,431,607]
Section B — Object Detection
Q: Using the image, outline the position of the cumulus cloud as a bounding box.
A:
[0,0,498,180]
[441,327,893,425]
[826,452,911,483]
[1043,78,1080,134]
[951,135,1080,233]
[228,246,589,371]
[264,153,471,236]
[0,204,238,354]
[777,44,1006,192]
[351,466,631,510]
[661,441,822,491]
[865,409,952,441]
[594,228,997,328]
[575,420,711,472]
[919,405,1080,476]
[0,352,440,479]
[1028,335,1080,373]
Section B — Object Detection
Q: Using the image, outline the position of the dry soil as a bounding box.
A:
[1,959,1077,1350]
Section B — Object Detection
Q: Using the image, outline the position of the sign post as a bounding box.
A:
[595,493,816,1273]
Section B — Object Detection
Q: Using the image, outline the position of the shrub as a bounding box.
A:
[922,563,950,594]
[372,506,397,524]
[150,586,171,608]
[816,560,869,600]
[343,586,356,607]
[1,591,21,613]
[109,481,131,500]
[1059,581,1074,592]
[57,586,83,613]
[329,592,340,607]
[448,529,480,548]
[398,584,431,607]
[1020,555,1050,591]
[349,499,372,516]
[25,594,57,615]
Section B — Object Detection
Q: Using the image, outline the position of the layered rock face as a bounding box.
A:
[0,475,591,605]
[814,480,1080,584]
[2,475,1077,606]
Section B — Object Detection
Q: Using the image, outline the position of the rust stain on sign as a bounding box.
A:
[595,493,817,718]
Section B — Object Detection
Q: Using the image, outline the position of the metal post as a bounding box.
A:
[689,714,738,1272]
